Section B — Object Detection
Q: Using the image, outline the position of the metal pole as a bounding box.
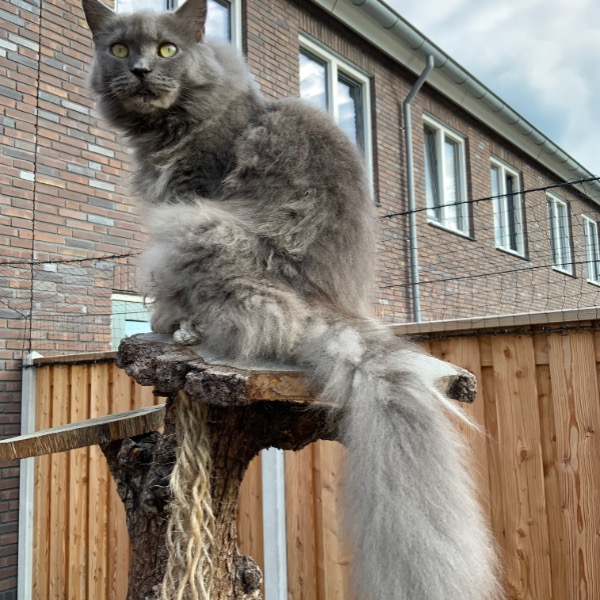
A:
[403,55,435,322]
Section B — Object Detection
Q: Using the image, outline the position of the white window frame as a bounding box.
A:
[423,115,469,236]
[547,193,574,275]
[299,35,373,183]
[115,0,242,50]
[111,293,152,349]
[490,158,525,257]
[583,215,600,285]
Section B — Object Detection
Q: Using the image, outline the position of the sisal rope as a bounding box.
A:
[162,390,215,600]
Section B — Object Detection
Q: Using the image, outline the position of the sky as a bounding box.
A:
[387,0,600,176]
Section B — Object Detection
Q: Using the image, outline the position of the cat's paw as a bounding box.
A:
[173,320,203,345]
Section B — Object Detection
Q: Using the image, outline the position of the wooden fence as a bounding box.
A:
[28,310,600,599]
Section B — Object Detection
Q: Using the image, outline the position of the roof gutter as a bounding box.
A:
[310,0,600,203]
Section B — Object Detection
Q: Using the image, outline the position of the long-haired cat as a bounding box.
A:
[81,0,502,597]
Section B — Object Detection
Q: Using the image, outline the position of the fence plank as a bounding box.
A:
[547,331,600,600]
[313,440,354,600]
[48,365,70,599]
[67,364,90,600]
[32,365,52,600]
[108,364,131,600]
[237,454,265,585]
[490,334,552,600]
[536,360,565,600]
[88,363,110,600]
[285,446,318,600]
[428,337,491,510]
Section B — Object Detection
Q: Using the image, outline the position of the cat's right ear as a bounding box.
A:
[82,0,115,40]
[174,0,207,42]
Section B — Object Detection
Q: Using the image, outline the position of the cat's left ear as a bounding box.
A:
[174,0,207,42]
[81,0,115,40]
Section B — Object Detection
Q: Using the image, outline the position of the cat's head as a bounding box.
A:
[82,0,226,122]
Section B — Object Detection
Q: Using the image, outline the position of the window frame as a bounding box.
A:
[111,293,152,350]
[490,158,526,257]
[115,0,242,49]
[547,192,574,275]
[423,115,470,237]
[299,35,373,183]
[582,215,600,285]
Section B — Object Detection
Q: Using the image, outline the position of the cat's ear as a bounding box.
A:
[174,0,207,42]
[82,0,115,40]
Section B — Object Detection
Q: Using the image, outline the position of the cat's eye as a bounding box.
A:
[111,43,129,58]
[158,43,178,58]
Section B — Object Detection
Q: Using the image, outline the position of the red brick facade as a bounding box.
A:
[1,0,599,594]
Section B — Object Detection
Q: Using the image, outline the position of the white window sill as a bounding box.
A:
[586,278,600,288]
[552,265,576,278]
[496,245,527,260]
[427,219,473,240]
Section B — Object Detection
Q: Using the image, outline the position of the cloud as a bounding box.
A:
[387,0,600,175]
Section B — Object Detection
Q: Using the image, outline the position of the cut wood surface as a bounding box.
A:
[3,335,476,462]
[0,405,166,461]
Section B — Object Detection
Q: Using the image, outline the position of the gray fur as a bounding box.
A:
[83,0,503,597]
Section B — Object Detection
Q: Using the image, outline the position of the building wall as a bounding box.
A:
[0,0,599,595]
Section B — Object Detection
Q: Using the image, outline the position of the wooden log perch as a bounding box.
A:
[2,332,478,599]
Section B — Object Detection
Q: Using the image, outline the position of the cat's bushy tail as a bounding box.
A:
[297,320,503,600]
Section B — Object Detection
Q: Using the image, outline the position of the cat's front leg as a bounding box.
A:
[172,319,203,345]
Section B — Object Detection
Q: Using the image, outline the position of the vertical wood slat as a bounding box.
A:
[88,363,110,600]
[546,331,600,600]
[313,440,354,600]
[108,366,131,600]
[32,365,51,600]
[67,364,89,600]
[48,365,69,600]
[490,334,552,600]
[427,338,491,511]
[285,445,318,600]
[237,454,265,588]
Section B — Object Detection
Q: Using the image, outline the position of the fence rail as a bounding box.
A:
[28,314,600,599]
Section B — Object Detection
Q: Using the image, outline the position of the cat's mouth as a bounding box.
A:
[132,84,158,100]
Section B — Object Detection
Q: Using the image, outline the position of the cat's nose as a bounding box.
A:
[131,66,152,79]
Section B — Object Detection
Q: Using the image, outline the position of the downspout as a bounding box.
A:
[403,55,435,322]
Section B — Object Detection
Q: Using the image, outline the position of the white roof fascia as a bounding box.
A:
[309,0,600,203]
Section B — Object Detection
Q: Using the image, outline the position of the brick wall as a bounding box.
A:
[1,0,599,595]
[0,0,141,593]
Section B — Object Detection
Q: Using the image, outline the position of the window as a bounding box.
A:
[491,160,525,255]
[423,117,469,235]
[547,193,573,274]
[583,216,600,284]
[111,294,152,349]
[299,37,373,176]
[116,0,241,47]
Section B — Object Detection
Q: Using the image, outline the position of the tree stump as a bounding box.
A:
[111,334,339,600]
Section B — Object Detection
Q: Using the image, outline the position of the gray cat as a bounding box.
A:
[82,0,502,597]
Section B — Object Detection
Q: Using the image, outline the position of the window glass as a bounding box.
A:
[117,0,166,12]
[300,50,328,112]
[205,0,230,42]
[584,218,600,282]
[337,74,362,149]
[424,127,441,221]
[117,0,233,45]
[423,119,468,234]
[491,162,524,254]
[548,195,572,273]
